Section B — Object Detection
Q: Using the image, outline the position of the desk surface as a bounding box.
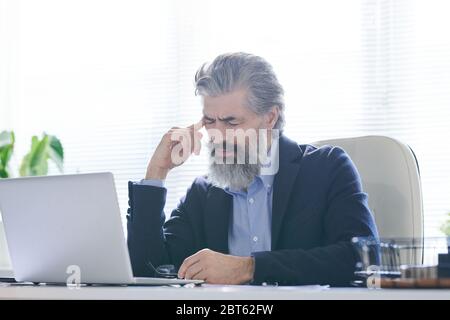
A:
[1,283,450,300]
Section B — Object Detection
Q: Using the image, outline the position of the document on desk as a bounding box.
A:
[276,285,330,290]
[198,284,330,290]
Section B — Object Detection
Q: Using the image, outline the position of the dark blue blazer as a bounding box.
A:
[127,135,378,286]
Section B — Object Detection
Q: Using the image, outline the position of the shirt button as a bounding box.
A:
[253,236,258,242]
[248,198,254,204]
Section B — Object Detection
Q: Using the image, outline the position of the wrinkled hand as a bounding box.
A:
[178,249,255,284]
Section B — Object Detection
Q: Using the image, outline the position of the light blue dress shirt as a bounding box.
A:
[223,175,273,257]
[139,175,274,257]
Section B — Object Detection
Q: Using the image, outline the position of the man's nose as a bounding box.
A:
[206,125,227,144]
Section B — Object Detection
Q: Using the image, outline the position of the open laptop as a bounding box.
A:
[0,172,203,286]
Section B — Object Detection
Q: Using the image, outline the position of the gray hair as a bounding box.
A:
[194,52,285,131]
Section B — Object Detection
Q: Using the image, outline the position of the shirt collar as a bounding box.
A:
[259,174,275,189]
[224,173,275,195]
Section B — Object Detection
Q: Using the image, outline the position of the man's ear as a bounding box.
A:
[265,106,280,129]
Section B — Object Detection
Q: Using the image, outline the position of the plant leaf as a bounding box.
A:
[0,168,8,178]
[0,147,13,168]
[48,135,64,172]
[20,136,37,176]
[0,131,14,178]
[29,135,49,170]
[20,135,49,176]
[0,130,14,148]
[31,156,48,176]
[19,133,64,177]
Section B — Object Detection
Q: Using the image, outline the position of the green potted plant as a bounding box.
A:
[0,130,64,178]
[19,133,64,176]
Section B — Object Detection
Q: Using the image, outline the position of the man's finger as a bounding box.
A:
[178,253,201,278]
[188,119,204,132]
[170,129,191,149]
[191,269,208,281]
[187,121,204,155]
[184,262,204,280]
[194,119,204,131]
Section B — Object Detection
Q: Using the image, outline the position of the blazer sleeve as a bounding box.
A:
[251,147,379,286]
[126,179,205,277]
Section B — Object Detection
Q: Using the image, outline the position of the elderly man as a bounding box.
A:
[127,52,378,286]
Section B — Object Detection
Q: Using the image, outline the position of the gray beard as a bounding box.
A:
[207,162,261,191]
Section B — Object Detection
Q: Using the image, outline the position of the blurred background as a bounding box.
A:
[0,0,449,238]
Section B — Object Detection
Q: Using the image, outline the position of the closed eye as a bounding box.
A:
[203,116,215,124]
[203,115,241,126]
[218,116,241,126]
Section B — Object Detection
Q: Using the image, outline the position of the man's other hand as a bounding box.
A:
[178,249,255,284]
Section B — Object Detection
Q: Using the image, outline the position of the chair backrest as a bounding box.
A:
[312,136,424,244]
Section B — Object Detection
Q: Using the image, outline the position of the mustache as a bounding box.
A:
[207,141,242,156]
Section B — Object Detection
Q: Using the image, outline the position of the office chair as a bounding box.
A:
[312,136,424,264]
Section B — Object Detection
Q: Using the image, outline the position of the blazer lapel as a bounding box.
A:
[271,135,303,249]
[204,186,232,254]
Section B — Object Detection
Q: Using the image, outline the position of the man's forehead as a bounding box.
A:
[202,89,249,118]
[202,110,240,119]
